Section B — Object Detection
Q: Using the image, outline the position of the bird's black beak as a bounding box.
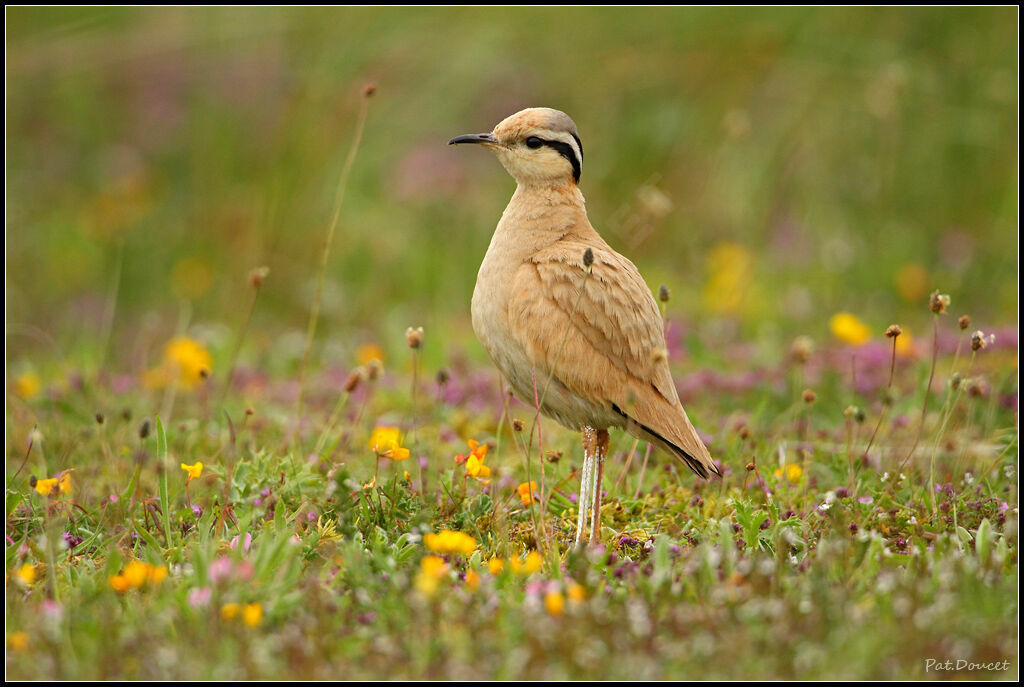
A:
[448,133,497,146]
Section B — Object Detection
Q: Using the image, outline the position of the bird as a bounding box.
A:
[450,107,719,547]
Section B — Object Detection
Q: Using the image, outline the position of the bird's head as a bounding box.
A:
[449,107,583,187]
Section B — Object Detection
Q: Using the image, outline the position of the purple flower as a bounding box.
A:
[858,496,873,504]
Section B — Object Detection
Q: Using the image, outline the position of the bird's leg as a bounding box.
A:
[576,427,596,547]
[589,429,609,545]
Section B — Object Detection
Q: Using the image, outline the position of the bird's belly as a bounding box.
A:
[471,281,623,432]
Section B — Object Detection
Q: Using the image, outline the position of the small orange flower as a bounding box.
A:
[545,591,565,616]
[517,481,538,506]
[829,313,871,346]
[242,603,263,627]
[368,426,410,461]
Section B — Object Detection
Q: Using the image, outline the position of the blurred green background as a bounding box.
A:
[6,6,1018,373]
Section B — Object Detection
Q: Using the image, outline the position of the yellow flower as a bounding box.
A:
[424,530,477,556]
[145,337,212,390]
[368,426,410,461]
[829,312,871,346]
[33,471,71,497]
[467,439,488,460]
[567,583,586,602]
[414,555,449,596]
[181,462,204,481]
[221,602,241,621]
[109,560,167,592]
[544,591,565,616]
[517,481,538,506]
[7,631,29,652]
[773,464,803,482]
[33,478,58,496]
[466,453,491,484]
[13,563,36,587]
[465,569,481,591]
[509,551,543,576]
[487,558,505,575]
[356,343,385,366]
[13,372,41,400]
[242,603,263,627]
[703,242,753,315]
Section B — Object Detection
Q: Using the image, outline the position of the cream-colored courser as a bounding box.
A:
[450,107,719,546]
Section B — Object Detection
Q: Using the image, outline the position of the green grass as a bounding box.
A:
[5,6,1019,681]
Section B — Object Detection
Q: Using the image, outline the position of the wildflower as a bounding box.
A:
[509,551,543,576]
[32,472,71,497]
[658,284,671,302]
[415,555,449,596]
[958,315,971,330]
[12,563,36,587]
[802,389,816,404]
[567,583,586,602]
[109,560,167,592]
[242,603,263,627]
[220,602,241,621]
[885,324,902,338]
[13,372,41,400]
[368,426,409,461]
[829,312,871,345]
[7,631,29,651]
[844,405,866,423]
[929,290,950,314]
[180,461,203,481]
[517,481,538,506]
[344,370,363,393]
[187,587,212,609]
[424,530,476,556]
[773,464,803,482]
[461,439,491,484]
[465,569,481,591]
[356,343,385,366]
[487,558,505,575]
[33,477,57,496]
[405,326,424,349]
[144,337,213,390]
[582,247,594,267]
[512,418,525,431]
[545,591,565,616]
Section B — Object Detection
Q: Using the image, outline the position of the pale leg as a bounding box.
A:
[590,429,609,545]
[576,427,596,547]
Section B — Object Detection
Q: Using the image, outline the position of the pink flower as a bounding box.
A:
[188,586,212,608]
[209,556,233,584]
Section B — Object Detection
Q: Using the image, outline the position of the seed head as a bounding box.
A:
[790,336,814,364]
[745,461,756,472]
[929,290,950,315]
[844,405,866,423]
[436,369,450,385]
[582,248,594,268]
[344,370,363,393]
[363,83,377,98]
[406,326,424,350]
[949,372,963,392]
[365,358,382,381]
[971,330,994,352]
[802,389,817,404]
[885,324,902,339]
[248,266,270,289]
[139,419,151,440]
[658,284,671,303]
[512,418,524,432]
[958,315,970,330]
[95,412,105,424]
[545,449,562,463]
[965,377,989,398]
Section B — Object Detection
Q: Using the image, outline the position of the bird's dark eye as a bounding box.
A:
[525,136,543,149]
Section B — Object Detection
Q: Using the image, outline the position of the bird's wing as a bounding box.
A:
[506,239,717,477]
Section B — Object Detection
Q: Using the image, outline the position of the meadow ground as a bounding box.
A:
[5,7,1019,681]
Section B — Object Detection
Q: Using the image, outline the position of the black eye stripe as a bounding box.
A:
[525,136,582,183]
